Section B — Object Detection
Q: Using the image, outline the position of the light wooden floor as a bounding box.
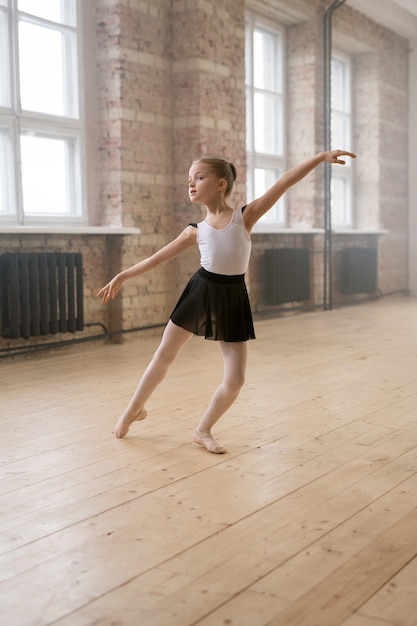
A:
[1,296,417,626]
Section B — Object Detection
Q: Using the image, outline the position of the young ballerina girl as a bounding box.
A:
[98,149,355,453]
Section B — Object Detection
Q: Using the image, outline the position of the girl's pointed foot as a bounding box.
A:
[193,429,226,454]
[114,409,147,438]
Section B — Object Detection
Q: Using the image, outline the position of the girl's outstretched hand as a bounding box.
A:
[323,149,356,164]
[97,274,124,303]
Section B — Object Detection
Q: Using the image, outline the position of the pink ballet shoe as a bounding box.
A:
[193,429,226,454]
[114,409,147,438]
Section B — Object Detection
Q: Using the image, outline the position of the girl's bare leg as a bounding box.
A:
[115,321,193,437]
[194,341,247,453]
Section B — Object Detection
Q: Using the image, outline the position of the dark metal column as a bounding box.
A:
[323,0,346,310]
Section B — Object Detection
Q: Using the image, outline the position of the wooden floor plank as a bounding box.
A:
[1,296,417,625]
[12,432,412,620]
[349,555,417,626]
[263,508,417,626]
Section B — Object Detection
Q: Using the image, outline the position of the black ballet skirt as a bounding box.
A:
[170,267,255,342]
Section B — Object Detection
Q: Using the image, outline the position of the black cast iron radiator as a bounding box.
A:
[340,247,378,294]
[264,248,310,305]
[0,252,84,339]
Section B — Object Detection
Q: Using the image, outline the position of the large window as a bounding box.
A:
[245,14,285,228]
[0,0,84,224]
[331,52,353,227]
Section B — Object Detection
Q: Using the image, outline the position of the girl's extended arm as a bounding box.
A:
[97,225,197,303]
[243,149,356,232]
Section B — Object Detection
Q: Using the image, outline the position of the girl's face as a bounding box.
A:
[188,162,225,203]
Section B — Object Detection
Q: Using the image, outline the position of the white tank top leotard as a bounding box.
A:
[194,207,251,276]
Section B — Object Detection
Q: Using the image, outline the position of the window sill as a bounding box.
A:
[252,226,325,235]
[332,228,389,235]
[0,225,141,235]
[251,226,389,235]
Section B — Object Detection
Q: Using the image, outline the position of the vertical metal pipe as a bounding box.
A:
[323,0,346,310]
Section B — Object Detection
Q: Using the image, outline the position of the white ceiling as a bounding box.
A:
[348,0,417,39]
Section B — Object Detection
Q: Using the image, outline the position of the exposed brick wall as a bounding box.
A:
[247,0,409,310]
[0,0,411,352]
[354,51,380,231]
[95,0,177,332]
[170,0,247,293]
[286,17,326,229]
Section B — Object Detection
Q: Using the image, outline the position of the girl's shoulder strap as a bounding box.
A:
[189,222,198,228]
[232,206,247,225]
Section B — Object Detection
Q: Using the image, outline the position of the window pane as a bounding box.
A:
[0,10,10,107]
[254,167,284,222]
[0,128,13,215]
[0,0,8,7]
[331,175,351,226]
[246,16,285,227]
[331,111,351,151]
[331,59,344,110]
[20,134,76,215]
[245,87,252,151]
[18,0,76,26]
[331,53,352,227]
[254,92,283,155]
[253,29,281,92]
[19,20,77,117]
[331,58,350,113]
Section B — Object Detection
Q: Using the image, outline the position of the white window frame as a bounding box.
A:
[0,0,85,225]
[331,50,353,228]
[245,13,286,232]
